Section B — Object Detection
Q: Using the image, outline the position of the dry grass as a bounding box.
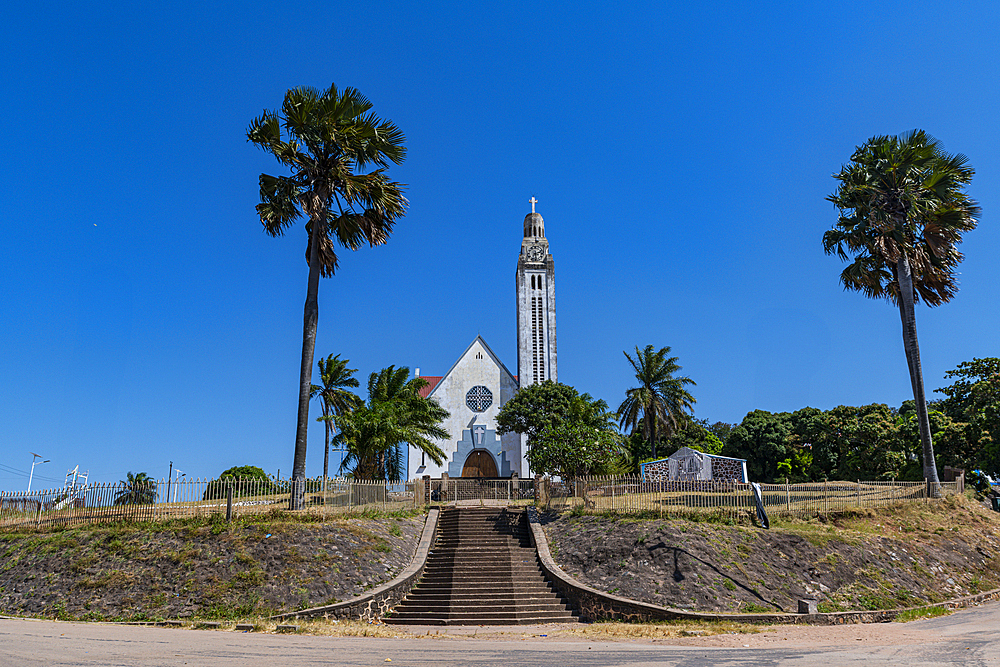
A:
[547,620,760,639]
[167,617,761,639]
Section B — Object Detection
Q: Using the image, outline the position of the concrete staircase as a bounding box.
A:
[385,507,577,625]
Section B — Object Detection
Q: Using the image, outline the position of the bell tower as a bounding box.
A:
[516,197,557,387]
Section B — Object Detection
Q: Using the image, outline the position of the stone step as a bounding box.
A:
[385,610,579,625]
[401,597,567,608]
[381,508,576,626]
[422,565,542,575]
[412,583,556,594]
[429,544,534,551]
[422,564,542,573]
[423,561,542,579]
[424,553,537,562]
[417,580,544,588]
[396,601,567,615]
[418,575,543,584]
[406,588,562,602]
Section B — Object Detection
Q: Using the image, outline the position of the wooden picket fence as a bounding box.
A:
[0,473,966,531]
[0,477,417,531]
[541,476,963,518]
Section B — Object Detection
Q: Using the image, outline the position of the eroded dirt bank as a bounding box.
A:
[0,513,423,621]
[542,494,1000,613]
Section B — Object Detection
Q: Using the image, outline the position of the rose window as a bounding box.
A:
[466,386,493,412]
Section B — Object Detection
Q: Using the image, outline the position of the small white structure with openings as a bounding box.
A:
[640,447,748,483]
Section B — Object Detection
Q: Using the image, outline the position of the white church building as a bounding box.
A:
[407,200,557,480]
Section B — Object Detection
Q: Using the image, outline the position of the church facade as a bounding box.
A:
[407,201,557,480]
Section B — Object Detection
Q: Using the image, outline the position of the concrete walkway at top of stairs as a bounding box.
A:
[438,499,533,507]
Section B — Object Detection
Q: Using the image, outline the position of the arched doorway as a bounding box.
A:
[461,449,498,478]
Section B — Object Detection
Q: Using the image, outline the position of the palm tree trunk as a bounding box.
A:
[323,414,331,481]
[646,411,657,459]
[290,215,323,509]
[896,254,941,496]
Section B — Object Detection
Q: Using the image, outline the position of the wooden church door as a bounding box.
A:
[461,450,498,478]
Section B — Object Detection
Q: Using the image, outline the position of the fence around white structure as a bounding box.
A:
[0,477,417,531]
[542,476,964,517]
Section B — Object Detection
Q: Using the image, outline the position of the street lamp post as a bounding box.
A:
[172,470,186,503]
[27,452,49,492]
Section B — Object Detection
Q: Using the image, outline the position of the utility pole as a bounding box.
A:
[27,452,49,492]
[166,461,173,504]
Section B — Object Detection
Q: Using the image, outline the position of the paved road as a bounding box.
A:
[2,603,998,667]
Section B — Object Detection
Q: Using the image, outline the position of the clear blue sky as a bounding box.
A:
[2,0,998,490]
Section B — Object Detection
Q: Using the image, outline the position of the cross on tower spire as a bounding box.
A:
[529,196,538,214]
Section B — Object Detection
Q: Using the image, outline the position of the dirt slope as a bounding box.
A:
[543,494,1000,613]
[0,512,423,621]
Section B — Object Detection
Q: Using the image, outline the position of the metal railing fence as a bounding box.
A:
[424,477,535,506]
[0,477,418,531]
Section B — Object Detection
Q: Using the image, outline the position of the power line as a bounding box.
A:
[0,463,63,484]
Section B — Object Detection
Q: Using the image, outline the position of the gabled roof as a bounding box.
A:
[426,335,517,399]
[668,446,746,463]
[416,377,442,398]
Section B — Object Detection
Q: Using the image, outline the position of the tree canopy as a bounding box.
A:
[248,83,407,506]
[114,472,156,506]
[616,345,696,459]
[203,465,277,500]
[311,353,361,479]
[496,381,620,479]
[824,130,979,492]
[935,358,1000,476]
[334,366,449,481]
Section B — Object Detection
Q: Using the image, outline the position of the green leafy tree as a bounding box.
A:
[898,406,970,476]
[248,83,407,507]
[724,410,792,483]
[935,358,1000,476]
[497,381,590,443]
[203,465,277,500]
[311,354,361,480]
[334,366,449,481]
[824,130,980,493]
[834,404,907,480]
[707,421,735,447]
[528,422,620,482]
[616,345,696,459]
[776,447,813,483]
[661,418,725,457]
[114,471,157,506]
[787,407,836,480]
[497,381,613,443]
[497,381,620,477]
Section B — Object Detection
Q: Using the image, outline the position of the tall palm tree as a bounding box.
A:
[247,84,407,508]
[114,471,157,506]
[824,130,979,494]
[334,366,449,481]
[616,345,696,459]
[311,354,361,480]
